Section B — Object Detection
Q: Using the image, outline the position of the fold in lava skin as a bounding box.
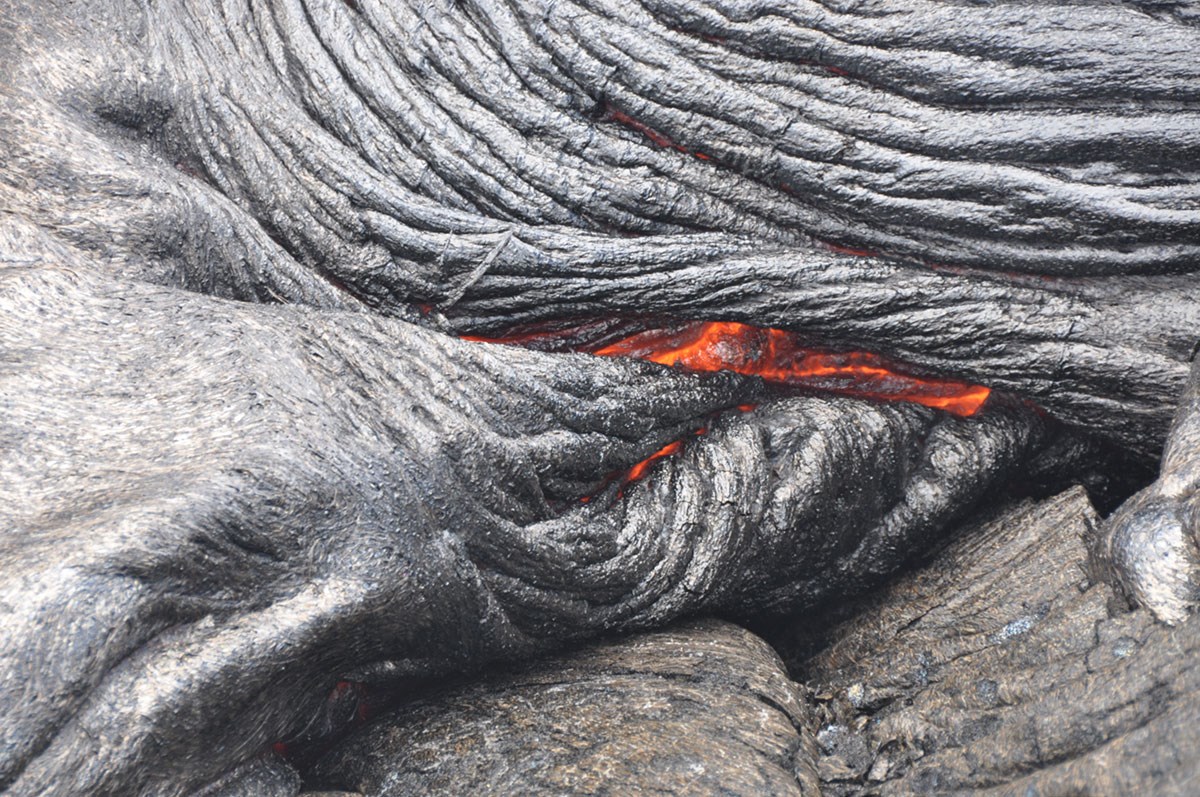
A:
[449,259,1198,458]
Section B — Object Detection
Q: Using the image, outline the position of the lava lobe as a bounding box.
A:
[468,319,992,484]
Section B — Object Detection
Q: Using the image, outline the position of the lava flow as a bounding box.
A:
[467,320,991,487]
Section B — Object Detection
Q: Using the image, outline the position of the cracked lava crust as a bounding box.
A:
[3,0,1200,794]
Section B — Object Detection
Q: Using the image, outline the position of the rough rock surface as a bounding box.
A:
[309,619,819,796]
[3,0,1200,793]
[779,487,1200,795]
[5,0,1199,452]
[1099,357,1200,623]
[2,264,1078,795]
[291,488,1200,796]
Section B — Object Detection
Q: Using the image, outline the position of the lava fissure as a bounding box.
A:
[468,319,992,485]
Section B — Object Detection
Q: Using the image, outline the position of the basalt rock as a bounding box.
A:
[308,619,820,796]
[1,264,1081,794]
[3,0,1200,793]
[237,488,1200,796]
[779,487,1200,796]
[1097,357,1200,623]
[4,1,1199,453]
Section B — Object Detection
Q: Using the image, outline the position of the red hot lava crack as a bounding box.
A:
[467,320,991,488]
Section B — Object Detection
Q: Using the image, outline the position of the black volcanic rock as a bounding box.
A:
[2,0,1199,792]
[309,619,820,796]
[786,488,1200,795]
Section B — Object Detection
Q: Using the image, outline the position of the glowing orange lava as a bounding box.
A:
[593,321,990,416]
[465,319,991,487]
[625,439,684,483]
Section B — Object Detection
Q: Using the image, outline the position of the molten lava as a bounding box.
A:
[626,440,685,483]
[593,321,990,416]
[466,319,991,487]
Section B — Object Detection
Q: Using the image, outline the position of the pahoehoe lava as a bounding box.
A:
[2,0,1200,794]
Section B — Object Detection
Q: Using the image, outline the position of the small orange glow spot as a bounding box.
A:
[626,439,684,483]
